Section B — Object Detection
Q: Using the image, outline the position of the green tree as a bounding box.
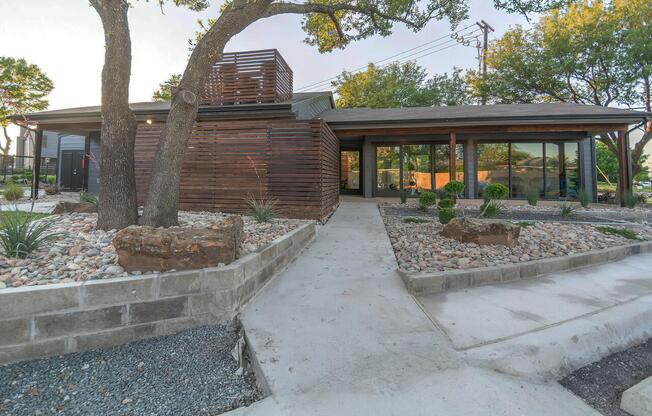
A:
[89,0,564,229]
[467,0,652,181]
[0,57,53,156]
[152,74,181,102]
[334,62,472,108]
[596,141,649,184]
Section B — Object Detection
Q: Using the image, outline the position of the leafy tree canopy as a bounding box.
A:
[0,57,53,155]
[333,61,472,108]
[152,73,181,101]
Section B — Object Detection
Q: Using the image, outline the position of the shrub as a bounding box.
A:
[480,200,503,218]
[595,226,639,240]
[483,183,509,201]
[0,209,62,258]
[44,184,63,195]
[623,192,637,209]
[47,175,56,185]
[3,182,23,201]
[559,202,576,217]
[247,195,277,223]
[438,198,454,209]
[399,188,407,204]
[526,188,539,206]
[79,191,98,206]
[438,207,456,224]
[417,191,437,211]
[403,217,430,224]
[443,180,465,199]
[577,189,590,208]
[435,188,448,200]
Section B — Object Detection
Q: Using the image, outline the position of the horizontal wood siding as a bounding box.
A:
[134,119,336,221]
[320,122,340,219]
[200,49,293,106]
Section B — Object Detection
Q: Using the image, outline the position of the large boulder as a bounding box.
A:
[112,216,244,272]
[52,201,98,214]
[440,217,520,247]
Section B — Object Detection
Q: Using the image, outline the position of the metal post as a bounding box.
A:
[449,131,457,182]
[31,129,43,200]
[618,129,632,206]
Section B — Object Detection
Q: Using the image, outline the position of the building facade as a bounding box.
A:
[19,49,651,219]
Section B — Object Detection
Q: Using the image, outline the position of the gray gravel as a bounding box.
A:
[0,324,260,415]
[560,338,652,416]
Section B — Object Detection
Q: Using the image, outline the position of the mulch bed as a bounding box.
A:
[560,338,652,416]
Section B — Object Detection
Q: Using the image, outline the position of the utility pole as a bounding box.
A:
[476,20,494,105]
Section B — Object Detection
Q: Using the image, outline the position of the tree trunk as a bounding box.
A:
[1,126,11,157]
[140,0,272,227]
[90,0,138,230]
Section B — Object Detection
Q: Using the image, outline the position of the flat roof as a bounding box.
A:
[322,103,651,128]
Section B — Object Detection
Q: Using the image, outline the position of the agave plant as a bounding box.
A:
[247,195,278,223]
[0,209,63,258]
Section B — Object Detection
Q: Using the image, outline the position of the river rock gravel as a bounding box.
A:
[0,324,260,416]
[382,211,648,273]
[0,211,305,289]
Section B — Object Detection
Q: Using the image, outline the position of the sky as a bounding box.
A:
[0,0,648,167]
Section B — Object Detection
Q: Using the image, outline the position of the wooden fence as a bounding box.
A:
[134,119,339,221]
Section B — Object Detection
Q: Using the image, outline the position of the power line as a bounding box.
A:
[295,23,481,92]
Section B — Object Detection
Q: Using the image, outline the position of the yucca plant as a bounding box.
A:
[247,195,277,223]
[0,210,62,258]
[622,192,637,209]
[3,182,23,202]
[79,191,98,206]
[577,189,590,208]
[526,188,539,206]
[480,200,503,218]
[559,202,576,217]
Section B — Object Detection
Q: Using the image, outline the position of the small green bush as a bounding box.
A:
[438,198,454,209]
[247,195,277,223]
[559,202,576,217]
[0,209,62,258]
[595,226,639,240]
[3,182,23,202]
[623,192,637,209]
[526,188,539,206]
[399,188,407,204]
[444,180,465,199]
[418,191,437,211]
[483,183,509,201]
[438,207,456,224]
[577,189,590,208]
[480,200,503,218]
[79,191,98,206]
[403,217,430,224]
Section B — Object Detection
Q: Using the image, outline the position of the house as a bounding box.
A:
[17,49,651,219]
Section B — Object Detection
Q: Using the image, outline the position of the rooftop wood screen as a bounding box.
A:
[134,119,339,221]
[200,49,293,106]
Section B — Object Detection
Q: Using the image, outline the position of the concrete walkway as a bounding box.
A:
[233,201,614,415]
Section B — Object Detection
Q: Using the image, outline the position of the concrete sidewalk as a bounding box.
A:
[234,201,604,415]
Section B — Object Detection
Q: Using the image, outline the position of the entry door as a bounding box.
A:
[61,150,84,190]
[340,150,362,194]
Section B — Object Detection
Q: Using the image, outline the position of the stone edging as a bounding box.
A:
[0,221,316,365]
[399,240,652,295]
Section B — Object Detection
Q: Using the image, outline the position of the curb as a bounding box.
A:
[400,240,652,295]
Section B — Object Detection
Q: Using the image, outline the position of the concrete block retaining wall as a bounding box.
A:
[0,222,316,365]
[400,240,652,295]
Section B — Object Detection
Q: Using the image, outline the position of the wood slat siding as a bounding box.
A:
[134,119,339,221]
[200,49,293,106]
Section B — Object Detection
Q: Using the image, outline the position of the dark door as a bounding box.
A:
[61,150,84,190]
[340,150,362,195]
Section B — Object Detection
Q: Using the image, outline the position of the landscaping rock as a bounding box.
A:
[441,217,521,247]
[52,201,97,214]
[113,216,244,272]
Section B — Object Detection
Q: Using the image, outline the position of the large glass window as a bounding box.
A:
[376,146,400,192]
[477,143,509,198]
[510,143,544,198]
[340,151,360,192]
[545,143,561,198]
[434,144,450,190]
[402,145,431,196]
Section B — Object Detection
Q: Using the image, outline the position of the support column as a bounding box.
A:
[464,139,476,198]
[618,128,632,205]
[578,137,597,202]
[449,131,457,182]
[362,137,374,198]
[31,128,43,200]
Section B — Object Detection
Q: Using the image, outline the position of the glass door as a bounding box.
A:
[402,144,431,196]
[376,146,401,196]
[340,150,361,194]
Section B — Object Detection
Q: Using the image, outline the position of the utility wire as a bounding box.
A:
[296,23,480,92]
